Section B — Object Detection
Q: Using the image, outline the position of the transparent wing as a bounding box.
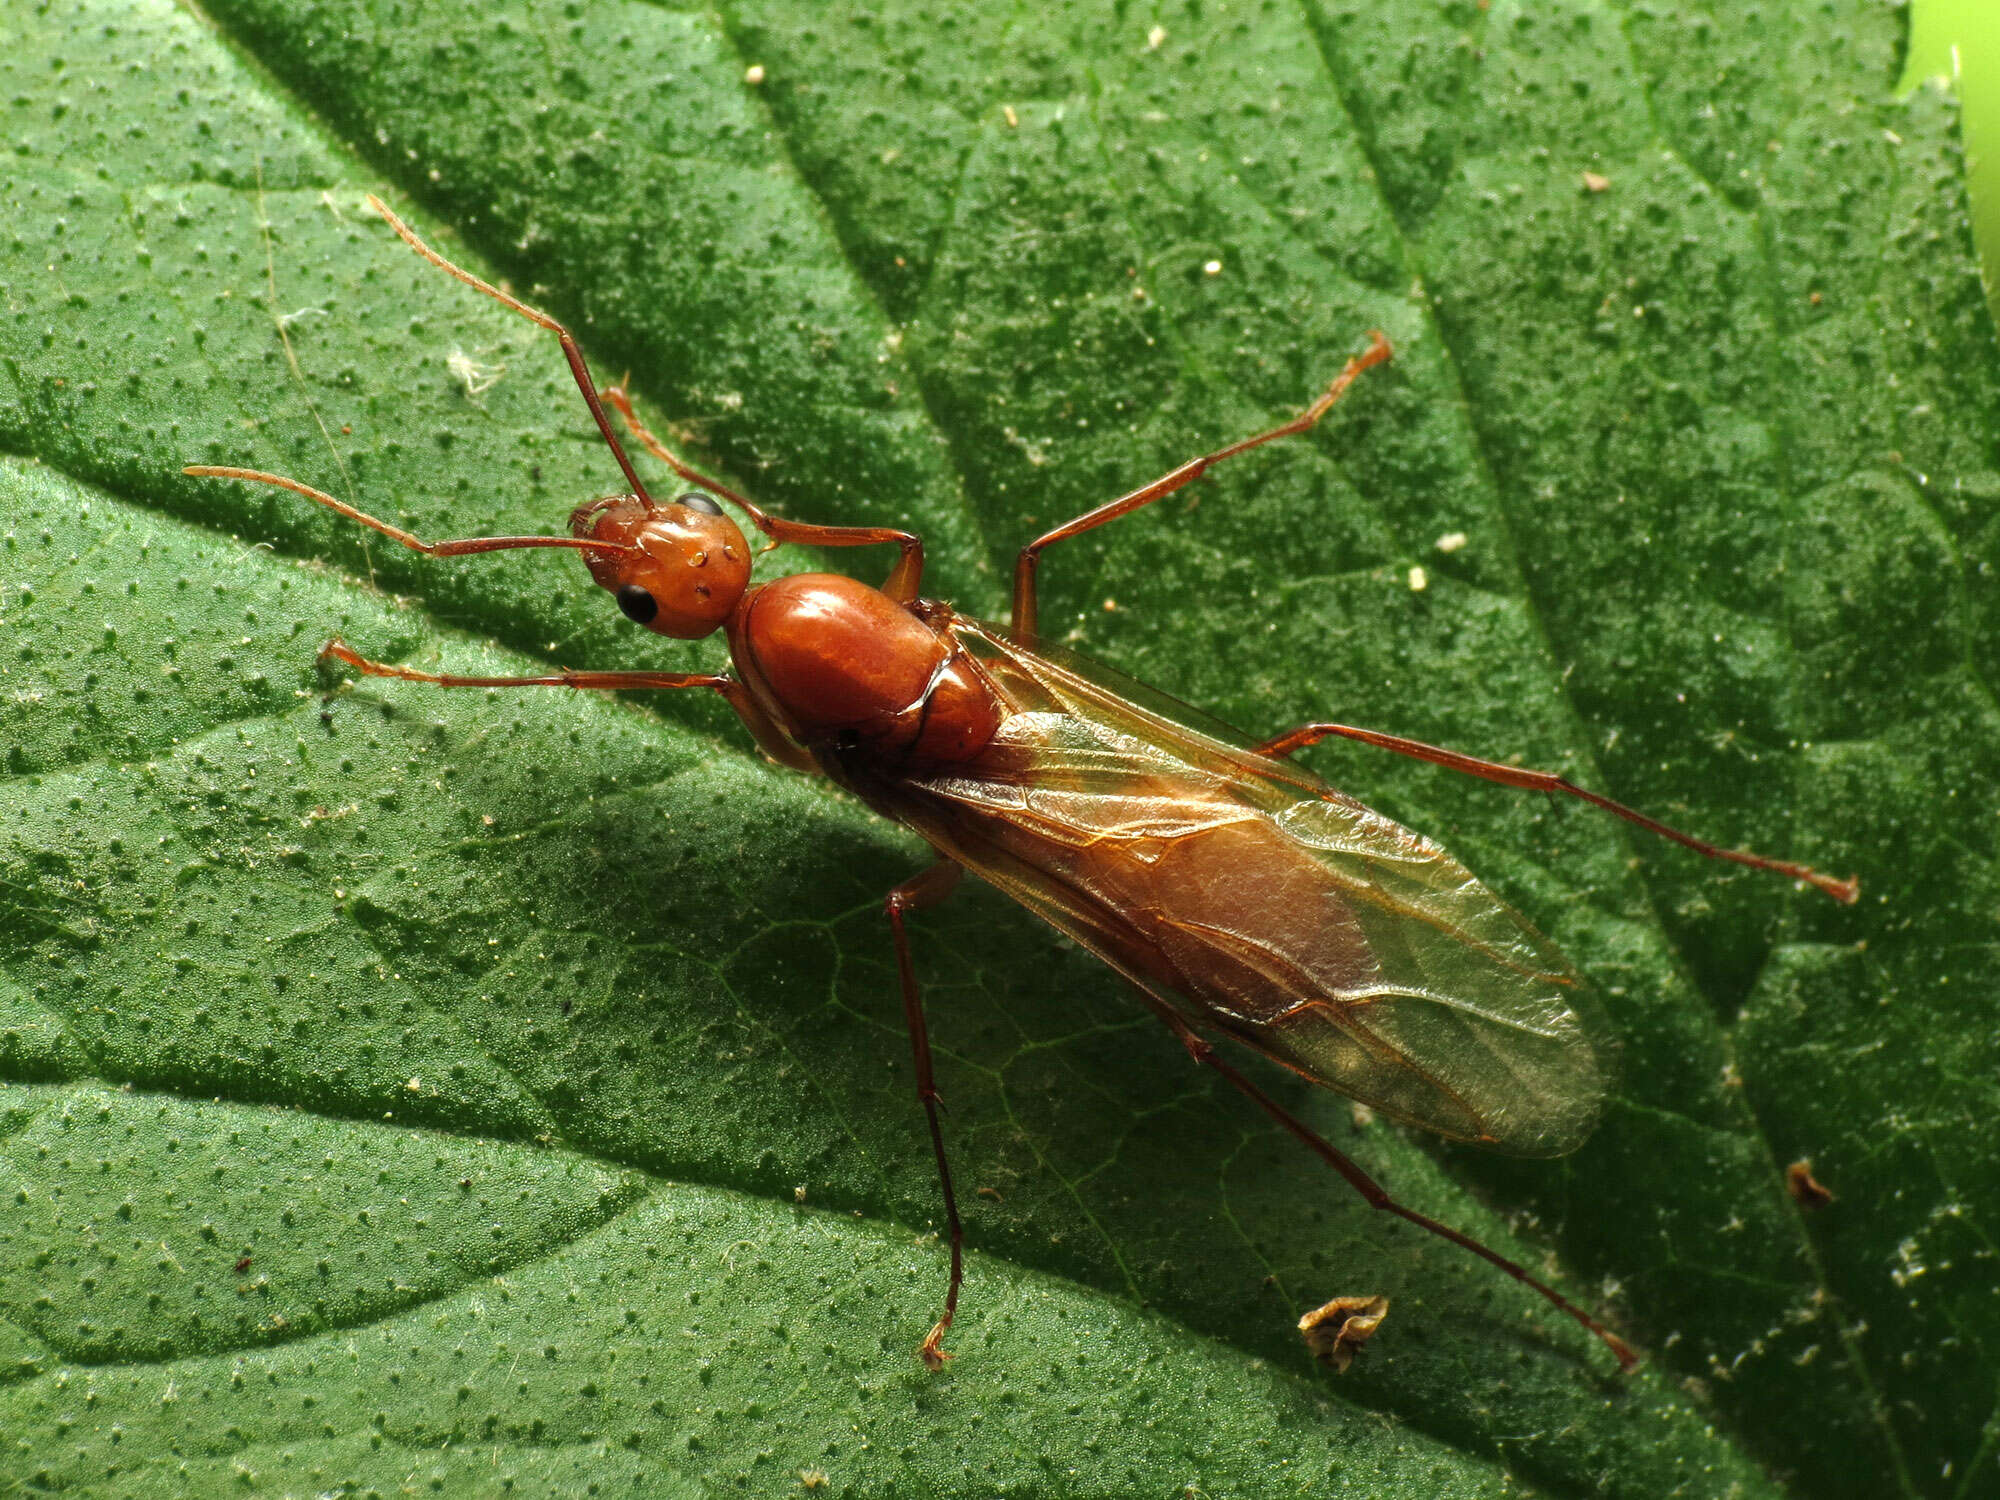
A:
[841,617,1608,1157]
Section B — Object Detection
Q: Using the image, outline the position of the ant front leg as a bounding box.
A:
[316,638,796,745]
[320,636,821,774]
[880,859,967,1369]
[1011,332,1392,638]
[1255,722,1858,903]
[598,385,926,602]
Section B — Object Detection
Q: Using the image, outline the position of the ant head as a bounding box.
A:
[569,491,751,639]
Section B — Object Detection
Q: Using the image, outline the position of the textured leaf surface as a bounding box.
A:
[1,1,1995,1495]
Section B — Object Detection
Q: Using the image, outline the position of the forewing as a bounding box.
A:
[857,620,1608,1158]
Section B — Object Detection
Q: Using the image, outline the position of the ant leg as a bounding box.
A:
[1134,992,1639,1373]
[320,638,731,695]
[184,467,631,562]
[881,859,968,1369]
[1255,722,1858,904]
[319,640,818,770]
[1011,332,1392,637]
[366,195,655,506]
[598,384,926,602]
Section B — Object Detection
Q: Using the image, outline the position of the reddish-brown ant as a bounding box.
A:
[189,195,1856,1374]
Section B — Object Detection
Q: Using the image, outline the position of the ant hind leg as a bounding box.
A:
[1255,721,1857,903]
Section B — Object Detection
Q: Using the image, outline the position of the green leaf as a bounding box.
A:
[2,1,1994,1495]
[1905,0,2000,302]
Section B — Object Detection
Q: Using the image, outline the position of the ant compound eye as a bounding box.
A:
[616,583,659,624]
[676,490,724,517]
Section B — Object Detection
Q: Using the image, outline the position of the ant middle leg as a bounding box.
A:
[1010,332,1392,638]
[881,859,968,1369]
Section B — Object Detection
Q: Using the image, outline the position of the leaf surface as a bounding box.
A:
[1,1,1995,1495]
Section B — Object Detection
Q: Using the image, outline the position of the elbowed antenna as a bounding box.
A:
[598,382,928,603]
[183,466,634,561]
[599,379,760,523]
[364,193,656,511]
